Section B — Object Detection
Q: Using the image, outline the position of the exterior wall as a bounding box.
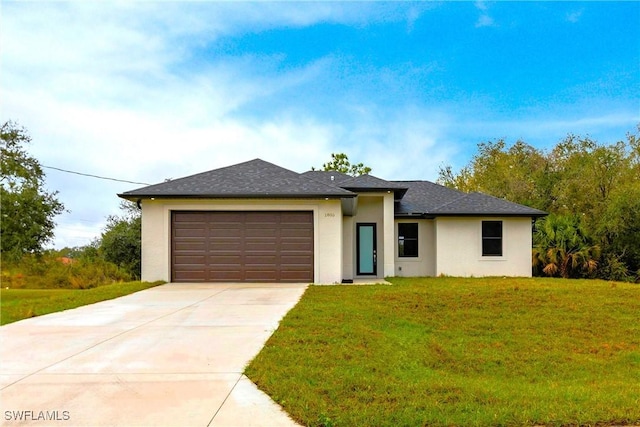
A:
[342,216,354,281]
[140,198,343,284]
[394,219,436,277]
[435,216,533,277]
[349,193,394,279]
[382,192,395,277]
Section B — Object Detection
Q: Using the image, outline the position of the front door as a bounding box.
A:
[357,223,377,275]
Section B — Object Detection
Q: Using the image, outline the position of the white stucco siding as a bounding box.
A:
[342,216,354,281]
[382,192,395,277]
[139,198,343,284]
[394,219,436,277]
[435,217,533,277]
[140,201,167,282]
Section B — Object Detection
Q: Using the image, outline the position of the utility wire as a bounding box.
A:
[43,165,151,186]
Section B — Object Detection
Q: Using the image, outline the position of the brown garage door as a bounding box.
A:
[171,211,314,283]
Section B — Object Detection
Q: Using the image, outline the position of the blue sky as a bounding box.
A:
[1,1,638,249]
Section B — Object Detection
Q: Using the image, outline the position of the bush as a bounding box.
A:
[598,254,634,283]
[99,203,141,279]
[2,253,131,289]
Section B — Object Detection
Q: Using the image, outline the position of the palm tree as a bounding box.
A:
[532,214,600,278]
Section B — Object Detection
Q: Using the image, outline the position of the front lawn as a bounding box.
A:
[246,277,640,426]
[0,281,164,325]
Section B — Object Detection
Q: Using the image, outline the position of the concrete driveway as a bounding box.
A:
[0,283,307,426]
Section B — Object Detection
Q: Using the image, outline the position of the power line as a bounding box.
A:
[43,165,151,186]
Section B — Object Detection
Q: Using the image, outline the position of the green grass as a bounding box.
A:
[0,281,164,325]
[246,277,640,427]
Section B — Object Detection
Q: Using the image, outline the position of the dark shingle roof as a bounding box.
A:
[395,181,546,217]
[339,174,408,199]
[394,181,466,215]
[118,159,546,217]
[304,172,409,199]
[119,159,356,200]
[300,170,352,185]
[430,192,547,216]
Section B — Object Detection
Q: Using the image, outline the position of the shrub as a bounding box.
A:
[532,214,601,279]
[2,253,131,289]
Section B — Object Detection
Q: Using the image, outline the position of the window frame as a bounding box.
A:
[398,223,419,258]
[481,220,503,257]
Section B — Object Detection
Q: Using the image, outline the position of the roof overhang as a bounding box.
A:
[394,212,548,219]
[341,187,408,200]
[118,193,357,202]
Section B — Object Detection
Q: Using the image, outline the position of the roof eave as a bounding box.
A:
[342,187,408,199]
[118,193,357,201]
[428,212,548,218]
[394,213,432,219]
[394,211,546,219]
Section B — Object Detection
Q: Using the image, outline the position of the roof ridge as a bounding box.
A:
[132,158,270,190]
[298,171,356,193]
[119,158,357,199]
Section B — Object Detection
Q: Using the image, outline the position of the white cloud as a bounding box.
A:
[474,1,496,28]
[475,14,495,28]
[321,105,456,181]
[566,9,584,24]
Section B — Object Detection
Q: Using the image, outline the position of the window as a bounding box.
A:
[482,221,503,256]
[398,223,418,257]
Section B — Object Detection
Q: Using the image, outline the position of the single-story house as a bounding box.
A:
[119,159,546,283]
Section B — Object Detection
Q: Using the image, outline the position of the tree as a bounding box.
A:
[99,201,141,279]
[532,214,600,279]
[314,153,372,176]
[437,139,553,211]
[1,121,65,261]
[439,127,640,281]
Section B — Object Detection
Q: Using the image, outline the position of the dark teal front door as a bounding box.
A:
[357,223,377,275]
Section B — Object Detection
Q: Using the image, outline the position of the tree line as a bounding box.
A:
[1,121,141,286]
[438,127,640,282]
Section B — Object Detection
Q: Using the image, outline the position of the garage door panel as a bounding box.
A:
[206,211,241,220]
[245,243,278,252]
[173,241,206,252]
[246,211,279,221]
[173,272,209,282]
[281,229,313,238]
[245,229,278,238]
[173,220,207,229]
[281,212,310,221]
[245,255,279,264]
[174,255,207,264]
[174,213,207,222]
[281,241,313,251]
[280,255,313,266]
[208,255,242,264]
[208,229,242,238]
[244,269,278,282]
[172,211,313,282]
[209,239,243,250]
[174,228,207,238]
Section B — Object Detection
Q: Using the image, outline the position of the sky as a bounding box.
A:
[1,1,639,249]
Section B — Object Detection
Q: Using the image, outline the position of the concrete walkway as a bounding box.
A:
[0,283,307,426]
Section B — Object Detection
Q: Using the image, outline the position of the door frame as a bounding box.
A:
[356,223,377,276]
